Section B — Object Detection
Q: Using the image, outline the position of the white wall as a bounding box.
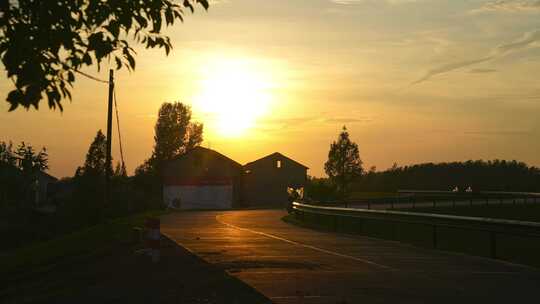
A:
[163,185,233,209]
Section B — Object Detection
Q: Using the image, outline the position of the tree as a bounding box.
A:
[0,141,16,166]
[113,161,127,178]
[15,142,49,173]
[0,0,209,111]
[324,126,363,198]
[79,130,109,177]
[149,101,203,172]
[0,141,48,208]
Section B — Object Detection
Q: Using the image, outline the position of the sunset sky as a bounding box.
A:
[2,0,540,178]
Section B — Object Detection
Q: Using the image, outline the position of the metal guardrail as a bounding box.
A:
[292,201,540,262]
[315,190,540,209]
[398,190,540,197]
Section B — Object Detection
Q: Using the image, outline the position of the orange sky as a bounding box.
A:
[2,0,540,178]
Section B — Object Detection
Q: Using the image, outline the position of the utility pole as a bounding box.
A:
[105,69,114,208]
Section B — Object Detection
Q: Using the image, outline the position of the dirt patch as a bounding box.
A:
[1,237,272,304]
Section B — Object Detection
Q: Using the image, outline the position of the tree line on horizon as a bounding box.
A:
[306,127,540,201]
[355,159,540,193]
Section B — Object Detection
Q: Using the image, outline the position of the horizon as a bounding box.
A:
[2,0,540,178]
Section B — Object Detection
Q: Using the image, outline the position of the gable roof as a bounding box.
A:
[245,152,309,169]
[168,146,242,168]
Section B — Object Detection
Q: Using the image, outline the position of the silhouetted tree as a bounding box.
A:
[79,130,109,178]
[15,142,49,173]
[69,130,112,225]
[0,0,209,111]
[148,101,203,173]
[325,126,363,198]
[0,141,48,209]
[0,141,16,166]
[305,176,338,202]
[113,161,127,178]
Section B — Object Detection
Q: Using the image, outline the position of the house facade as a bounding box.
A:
[243,152,308,207]
[162,147,243,209]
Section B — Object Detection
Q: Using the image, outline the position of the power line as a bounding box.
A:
[113,85,126,172]
[74,68,125,173]
[74,70,109,84]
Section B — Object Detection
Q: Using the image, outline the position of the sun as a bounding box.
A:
[193,59,272,137]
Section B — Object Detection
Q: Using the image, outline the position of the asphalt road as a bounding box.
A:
[161,210,540,304]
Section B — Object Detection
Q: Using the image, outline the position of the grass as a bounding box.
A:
[1,210,272,304]
[0,209,166,278]
[399,203,540,222]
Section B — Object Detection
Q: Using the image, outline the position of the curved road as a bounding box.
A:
[161,210,540,304]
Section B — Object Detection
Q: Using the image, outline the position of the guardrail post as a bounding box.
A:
[513,198,516,205]
[358,219,364,234]
[485,197,488,206]
[452,198,456,208]
[499,197,503,205]
[432,225,437,249]
[490,232,497,259]
[469,197,473,207]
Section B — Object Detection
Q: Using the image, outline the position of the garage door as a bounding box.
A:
[163,178,233,210]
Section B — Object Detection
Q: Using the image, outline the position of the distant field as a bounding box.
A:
[400,203,540,222]
[347,192,395,200]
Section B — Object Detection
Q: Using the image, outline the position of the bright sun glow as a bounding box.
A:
[194,59,272,137]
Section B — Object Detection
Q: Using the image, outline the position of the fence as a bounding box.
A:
[317,190,540,210]
[291,201,540,267]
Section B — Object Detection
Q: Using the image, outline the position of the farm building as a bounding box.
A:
[162,147,243,209]
[243,152,308,207]
[36,171,58,205]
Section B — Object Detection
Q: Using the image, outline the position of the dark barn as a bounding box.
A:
[243,152,308,207]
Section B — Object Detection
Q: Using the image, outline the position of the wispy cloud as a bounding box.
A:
[470,0,540,14]
[324,117,372,124]
[464,130,532,136]
[411,57,491,85]
[468,68,498,73]
[410,29,540,85]
[258,115,372,131]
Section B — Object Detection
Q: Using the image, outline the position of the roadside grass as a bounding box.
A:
[0,209,166,279]
[1,210,272,304]
[399,203,540,222]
